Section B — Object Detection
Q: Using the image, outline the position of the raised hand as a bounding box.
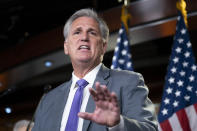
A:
[78,82,120,127]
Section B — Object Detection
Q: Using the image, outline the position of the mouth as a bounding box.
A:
[78,45,90,50]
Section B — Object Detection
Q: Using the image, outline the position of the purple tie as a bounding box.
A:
[65,79,89,131]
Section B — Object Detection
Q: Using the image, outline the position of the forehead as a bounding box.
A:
[71,16,99,30]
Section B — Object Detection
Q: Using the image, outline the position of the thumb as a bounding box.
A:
[78,112,93,120]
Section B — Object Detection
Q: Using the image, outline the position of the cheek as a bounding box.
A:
[64,39,76,55]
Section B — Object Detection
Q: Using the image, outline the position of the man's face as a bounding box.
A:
[17,126,27,131]
[64,16,107,66]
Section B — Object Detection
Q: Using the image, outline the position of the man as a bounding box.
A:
[32,8,158,131]
[13,120,34,131]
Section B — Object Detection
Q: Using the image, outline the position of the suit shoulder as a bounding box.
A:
[42,82,69,100]
[110,69,142,79]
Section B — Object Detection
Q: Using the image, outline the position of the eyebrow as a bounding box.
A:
[72,26,99,33]
[73,27,82,32]
[88,28,98,32]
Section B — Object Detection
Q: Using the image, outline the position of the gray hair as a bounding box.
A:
[13,120,34,131]
[63,8,109,43]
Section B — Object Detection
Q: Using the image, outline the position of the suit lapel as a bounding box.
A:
[51,80,72,130]
[82,64,110,131]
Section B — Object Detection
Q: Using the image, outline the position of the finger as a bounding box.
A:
[78,112,93,120]
[110,92,119,107]
[95,82,102,93]
[89,88,99,101]
[100,85,111,101]
[95,82,105,100]
[89,87,97,96]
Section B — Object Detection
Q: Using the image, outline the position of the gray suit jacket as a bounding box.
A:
[32,64,158,131]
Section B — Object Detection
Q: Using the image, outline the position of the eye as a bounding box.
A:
[72,28,81,35]
[73,31,80,35]
[89,31,97,36]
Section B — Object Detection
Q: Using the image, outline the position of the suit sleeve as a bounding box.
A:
[31,94,47,131]
[119,72,158,131]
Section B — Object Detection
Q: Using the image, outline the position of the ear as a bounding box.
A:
[64,40,69,55]
[102,42,107,54]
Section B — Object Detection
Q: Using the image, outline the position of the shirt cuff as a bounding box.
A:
[108,115,124,131]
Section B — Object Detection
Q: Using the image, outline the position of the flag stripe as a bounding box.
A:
[158,124,162,131]
[160,120,172,131]
[169,113,183,131]
[176,109,191,131]
[185,104,197,131]
[194,103,197,113]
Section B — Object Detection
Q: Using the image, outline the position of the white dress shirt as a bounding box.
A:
[60,63,124,131]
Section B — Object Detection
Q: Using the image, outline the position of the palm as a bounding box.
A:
[78,82,120,127]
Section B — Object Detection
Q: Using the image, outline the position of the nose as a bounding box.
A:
[81,32,89,42]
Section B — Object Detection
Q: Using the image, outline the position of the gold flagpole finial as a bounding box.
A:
[176,0,188,26]
[118,0,131,33]
[121,5,131,32]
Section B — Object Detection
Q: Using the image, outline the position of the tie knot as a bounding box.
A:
[76,79,89,89]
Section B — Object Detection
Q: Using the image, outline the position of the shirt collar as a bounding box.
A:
[72,63,102,88]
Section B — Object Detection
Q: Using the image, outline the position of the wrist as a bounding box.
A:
[108,115,124,131]
[108,116,120,127]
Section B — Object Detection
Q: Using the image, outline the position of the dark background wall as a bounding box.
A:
[0,0,197,130]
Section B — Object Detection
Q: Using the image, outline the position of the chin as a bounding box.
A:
[78,59,92,63]
[78,56,92,61]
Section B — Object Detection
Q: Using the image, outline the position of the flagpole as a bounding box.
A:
[111,0,133,71]
[117,0,130,6]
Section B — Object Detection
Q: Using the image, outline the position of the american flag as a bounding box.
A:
[111,23,133,71]
[158,11,197,131]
